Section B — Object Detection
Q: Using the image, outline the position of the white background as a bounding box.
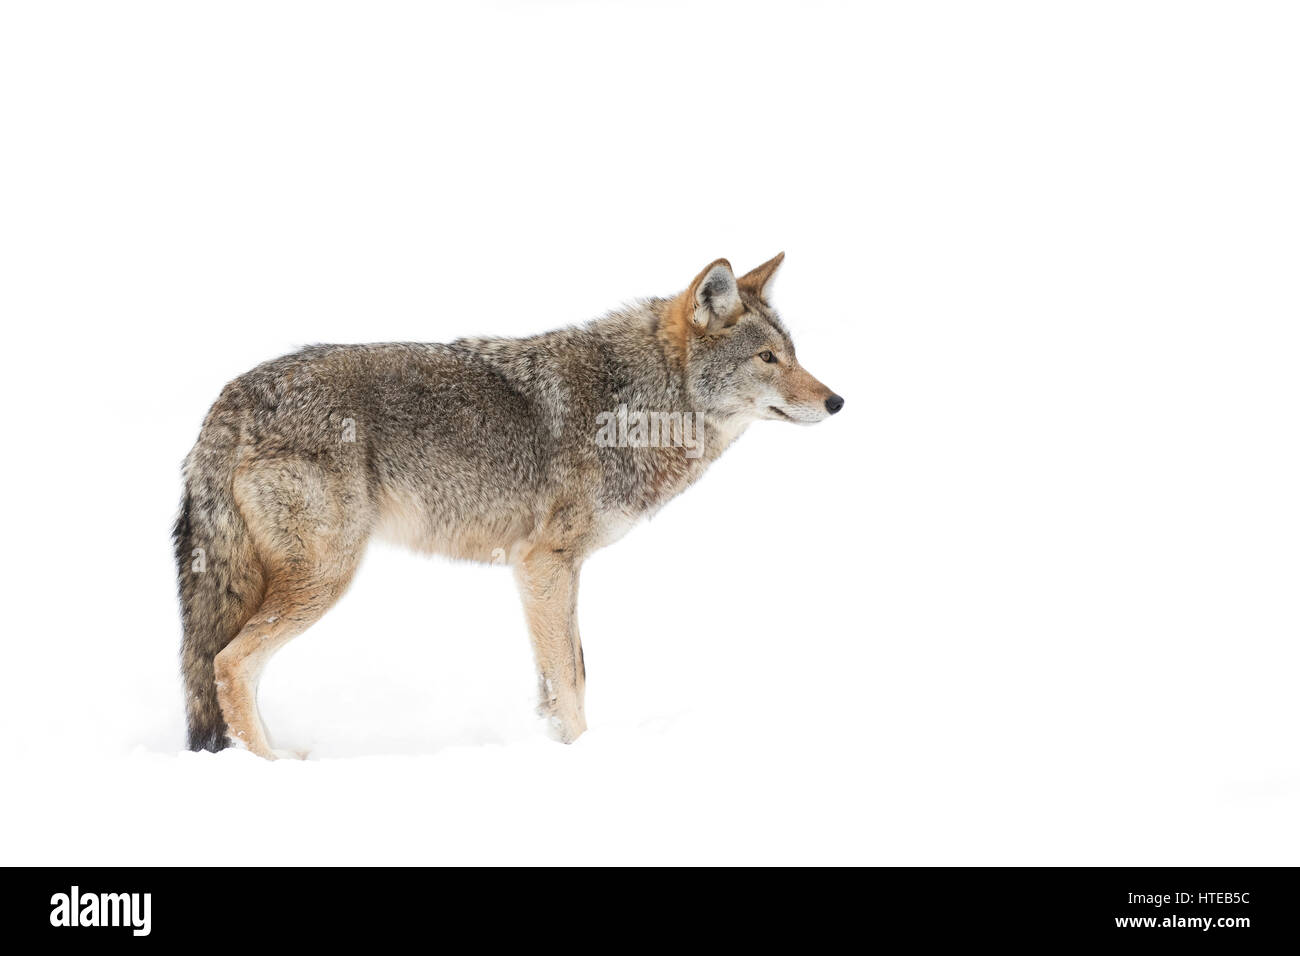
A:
[2,2,1297,865]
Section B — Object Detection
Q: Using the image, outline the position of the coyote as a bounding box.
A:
[173,254,843,757]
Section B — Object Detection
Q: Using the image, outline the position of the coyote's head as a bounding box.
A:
[661,253,844,424]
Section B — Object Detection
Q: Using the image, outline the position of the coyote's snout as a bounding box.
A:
[173,253,843,758]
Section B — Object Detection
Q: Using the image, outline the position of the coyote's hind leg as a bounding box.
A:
[214,579,351,758]
[217,457,368,758]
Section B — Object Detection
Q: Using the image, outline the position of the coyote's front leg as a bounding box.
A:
[514,546,587,743]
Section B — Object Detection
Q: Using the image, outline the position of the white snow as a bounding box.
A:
[1,1,1298,865]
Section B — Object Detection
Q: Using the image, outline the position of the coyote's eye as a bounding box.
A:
[759,350,777,364]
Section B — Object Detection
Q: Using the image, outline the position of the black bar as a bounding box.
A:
[8,867,1296,944]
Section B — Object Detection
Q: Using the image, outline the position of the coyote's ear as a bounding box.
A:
[737,251,785,301]
[690,259,742,332]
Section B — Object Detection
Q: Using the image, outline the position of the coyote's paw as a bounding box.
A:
[272,748,308,761]
[536,678,586,744]
[544,711,587,745]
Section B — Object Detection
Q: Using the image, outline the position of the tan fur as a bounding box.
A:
[514,541,586,742]
[374,484,533,563]
[215,581,350,756]
[779,361,836,410]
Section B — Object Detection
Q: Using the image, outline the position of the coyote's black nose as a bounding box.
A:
[825,394,844,415]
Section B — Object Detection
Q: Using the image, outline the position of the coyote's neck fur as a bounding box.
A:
[452,296,748,526]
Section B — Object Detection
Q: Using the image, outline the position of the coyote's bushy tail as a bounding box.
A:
[173,443,262,752]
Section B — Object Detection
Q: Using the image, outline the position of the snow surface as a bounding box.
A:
[2,2,1298,864]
